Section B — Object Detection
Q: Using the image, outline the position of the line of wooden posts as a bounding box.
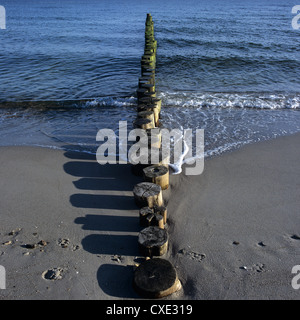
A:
[132,14,182,299]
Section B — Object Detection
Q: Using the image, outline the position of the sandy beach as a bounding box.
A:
[168,132,300,300]
[0,133,299,300]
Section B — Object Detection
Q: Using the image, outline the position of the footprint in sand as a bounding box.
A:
[21,240,48,250]
[42,267,64,281]
[111,255,124,263]
[57,238,70,248]
[240,263,266,273]
[57,238,80,251]
[178,248,206,262]
[252,263,266,273]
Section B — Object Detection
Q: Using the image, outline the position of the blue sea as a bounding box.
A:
[0,0,300,169]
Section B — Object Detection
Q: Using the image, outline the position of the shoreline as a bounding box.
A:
[0,132,299,299]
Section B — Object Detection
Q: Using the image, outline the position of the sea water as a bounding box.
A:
[0,0,299,171]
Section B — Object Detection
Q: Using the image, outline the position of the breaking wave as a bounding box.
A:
[159,92,300,110]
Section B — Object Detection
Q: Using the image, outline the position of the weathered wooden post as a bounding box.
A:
[140,82,155,93]
[133,182,163,208]
[139,205,167,228]
[131,14,181,299]
[137,105,158,126]
[133,258,182,298]
[133,117,154,130]
[137,110,156,128]
[138,226,168,256]
[143,164,169,190]
[146,128,161,148]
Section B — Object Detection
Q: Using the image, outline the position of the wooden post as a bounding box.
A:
[147,146,169,168]
[142,54,156,62]
[141,83,155,93]
[131,145,169,175]
[146,128,161,148]
[138,105,158,126]
[142,69,155,77]
[139,206,154,226]
[130,126,161,149]
[138,96,153,105]
[140,75,155,85]
[133,182,163,208]
[133,258,182,298]
[143,91,156,99]
[153,205,167,224]
[133,117,154,130]
[138,110,155,128]
[139,207,164,229]
[144,49,155,56]
[139,205,167,228]
[136,88,148,100]
[138,78,150,88]
[139,75,155,85]
[137,89,156,102]
[143,164,169,190]
[138,97,161,115]
[141,65,155,74]
[137,103,155,112]
[132,13,182,300]
[141,63,156,72]
[151,98,162,113]
[138,226,168,256]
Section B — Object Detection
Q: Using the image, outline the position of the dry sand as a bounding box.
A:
[0,147,143,299]
[0,133,299,300]
[167,132,300,300]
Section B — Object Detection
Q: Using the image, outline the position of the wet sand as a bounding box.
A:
[0,132,299,300]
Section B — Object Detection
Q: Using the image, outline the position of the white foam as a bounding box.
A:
[168,138,190,175]
[159,92,300,110]
[84,96,137,108]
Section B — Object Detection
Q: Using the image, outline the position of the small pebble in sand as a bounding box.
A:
[258,241,266,247]
[2,240,13,246]
[291,234,300,240]
[38,240,48,247]
[8,228,22,236]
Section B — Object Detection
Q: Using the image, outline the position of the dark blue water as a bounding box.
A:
[0,0,300,165]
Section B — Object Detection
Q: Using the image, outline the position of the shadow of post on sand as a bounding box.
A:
[63,149,142,298]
